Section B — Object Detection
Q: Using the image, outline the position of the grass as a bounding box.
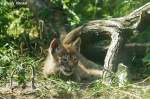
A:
[0,43,150,99]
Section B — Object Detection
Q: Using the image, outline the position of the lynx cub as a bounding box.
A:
[43,38,103,81]
[43,38,78,77]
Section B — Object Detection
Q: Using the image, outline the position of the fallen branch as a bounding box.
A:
[63,2,150,84]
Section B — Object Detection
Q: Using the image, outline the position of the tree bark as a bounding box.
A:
[27,0,67,41]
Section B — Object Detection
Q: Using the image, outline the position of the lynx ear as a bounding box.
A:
[49,38,59,53]
[73,37,81,51]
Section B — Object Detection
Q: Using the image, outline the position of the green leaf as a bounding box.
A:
[143,54,150,63]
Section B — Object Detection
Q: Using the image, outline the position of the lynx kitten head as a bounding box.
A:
[43,38,79,76]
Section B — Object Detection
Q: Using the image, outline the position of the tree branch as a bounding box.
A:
[63,2,150,84]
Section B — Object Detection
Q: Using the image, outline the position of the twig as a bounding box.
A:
[9,68,16,90]
[30,65,36,89]
[132,76,150,85]
[125,43,150,48]
[112,88,142,99]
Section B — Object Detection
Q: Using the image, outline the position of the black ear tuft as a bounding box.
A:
[49,38,59,52]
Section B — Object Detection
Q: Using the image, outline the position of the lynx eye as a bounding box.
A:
[72,56,78,63]
[72,56,77,60]
[58,55,68,64]
[62,58,67,62]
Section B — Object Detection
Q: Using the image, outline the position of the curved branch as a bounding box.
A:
[63,2,150,84]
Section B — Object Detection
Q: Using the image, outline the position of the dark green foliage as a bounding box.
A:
[0,43,40,86]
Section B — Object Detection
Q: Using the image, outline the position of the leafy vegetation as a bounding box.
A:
[0,0,150,98]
